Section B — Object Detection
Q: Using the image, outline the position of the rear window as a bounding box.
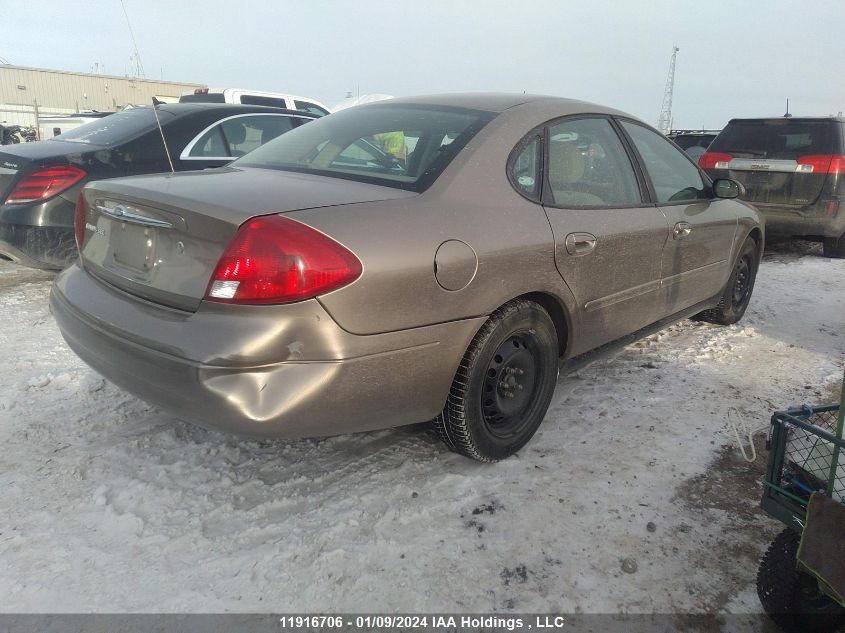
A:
[240,95,286,108]
[179,93,226,103]
[709,120,838,159]
[237,104,495,192]
[51,108,167,146]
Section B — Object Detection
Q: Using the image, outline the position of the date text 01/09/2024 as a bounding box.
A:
[277,615,568,630]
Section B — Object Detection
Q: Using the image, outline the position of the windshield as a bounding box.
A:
[52,108,167,146]
[236,104,495,191]
[709,120,838,159]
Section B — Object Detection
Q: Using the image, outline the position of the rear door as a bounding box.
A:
[703,119,841,209]
[619,120,737,314]
[539,116,670,352]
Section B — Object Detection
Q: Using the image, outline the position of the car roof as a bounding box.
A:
[727,116,845,124]
[373,92,634,118]
[150,103,318,118]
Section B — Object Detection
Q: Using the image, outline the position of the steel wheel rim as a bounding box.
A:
[732,255,752,305]
[481,334,541,438]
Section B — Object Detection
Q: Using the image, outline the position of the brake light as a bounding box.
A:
[74,193,88,250]
[5,164,87,204]
[796,155,845,175]
[194,88,209,94]
[698,152,733,170]
[205,215,362,305]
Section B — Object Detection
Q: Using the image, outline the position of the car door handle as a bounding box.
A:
[673,222,692,240]
[565,232,597,255]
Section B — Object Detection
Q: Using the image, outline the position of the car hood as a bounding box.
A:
[84,166,417,223]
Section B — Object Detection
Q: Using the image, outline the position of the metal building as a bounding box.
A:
[0,64,203,128]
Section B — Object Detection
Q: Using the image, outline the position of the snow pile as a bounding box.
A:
[0,246,843,613]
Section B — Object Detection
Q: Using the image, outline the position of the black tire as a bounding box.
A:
[433,299,558,462]
[757,528,845,633]
[823,233,845,259]
[695,237,759,325]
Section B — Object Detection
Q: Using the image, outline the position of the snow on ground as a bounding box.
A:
[0,243,843,615]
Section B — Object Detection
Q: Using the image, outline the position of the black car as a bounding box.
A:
[667,129,719,163]
[700,117,845,257]
[0,103,316,269]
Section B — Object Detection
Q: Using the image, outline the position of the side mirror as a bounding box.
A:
[713,178,744,199]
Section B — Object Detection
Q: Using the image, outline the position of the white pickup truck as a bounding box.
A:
[179,88,330,117]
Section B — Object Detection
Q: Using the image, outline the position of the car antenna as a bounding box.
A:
[784,98,792,118]
[151,98,175,173]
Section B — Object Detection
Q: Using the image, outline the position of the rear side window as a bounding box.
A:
[621,121,707,203]
[509,136,541,199]
[294,100,330,117]
[240,95,287,108]
[546,117,642,207]
[52,108,165,146]
[187,115,295,158]
[709,120,837,159]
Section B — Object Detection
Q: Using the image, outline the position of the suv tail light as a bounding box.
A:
[205,215,362,305]
[796,155,845,175]
[74,193,88,250]
[698,152,733,170]
[5,164,87,205]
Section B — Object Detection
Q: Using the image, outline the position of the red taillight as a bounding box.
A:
[698,152,733,170]
[74,193,88,250]
[205,215,362,305]
[5,164,87,205]
[796,154,845,175]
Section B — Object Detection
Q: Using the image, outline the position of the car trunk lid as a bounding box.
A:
[79,166,415,312]
[704,119,842,208]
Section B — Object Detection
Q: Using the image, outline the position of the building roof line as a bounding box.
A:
[0,64,204,87]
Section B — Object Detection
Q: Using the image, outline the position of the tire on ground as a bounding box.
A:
[757,528,845,633]
[694,236,759,325]
[433,298,558,462]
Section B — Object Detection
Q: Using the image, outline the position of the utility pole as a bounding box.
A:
[657,46,679,135]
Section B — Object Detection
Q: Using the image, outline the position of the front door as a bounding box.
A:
[541,116,671,354]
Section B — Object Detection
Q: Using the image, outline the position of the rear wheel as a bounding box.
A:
[823,232,845,258]
[694,237,758,325]
[433,299,558,462]
[757,528,845,633]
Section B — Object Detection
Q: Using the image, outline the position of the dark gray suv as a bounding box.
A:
[700,117,845,257]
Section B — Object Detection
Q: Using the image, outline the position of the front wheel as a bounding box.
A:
[694,236,759,325]
[433,299,559,462]
[757,528,845,633]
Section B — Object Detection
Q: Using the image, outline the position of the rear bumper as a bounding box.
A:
[754,203,845,239]
[50,265,484,438]
[0,197,77,269]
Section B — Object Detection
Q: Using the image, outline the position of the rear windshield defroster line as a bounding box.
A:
[236,104,496,192]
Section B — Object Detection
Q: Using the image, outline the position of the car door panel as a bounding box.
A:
[618,120,738,314]
[541,117,671,353]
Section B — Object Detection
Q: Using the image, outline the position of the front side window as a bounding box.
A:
[237,105,495,191]
[546,117,642,207]
[621,121,708,203]
[294,100,330,117]
[187,115,295,158]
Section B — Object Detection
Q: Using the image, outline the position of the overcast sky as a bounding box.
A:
[3,0,844,128]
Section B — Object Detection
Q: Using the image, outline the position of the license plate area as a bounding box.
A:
[109,219,158,274]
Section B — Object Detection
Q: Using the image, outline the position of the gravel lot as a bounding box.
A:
[1,242,843,615]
